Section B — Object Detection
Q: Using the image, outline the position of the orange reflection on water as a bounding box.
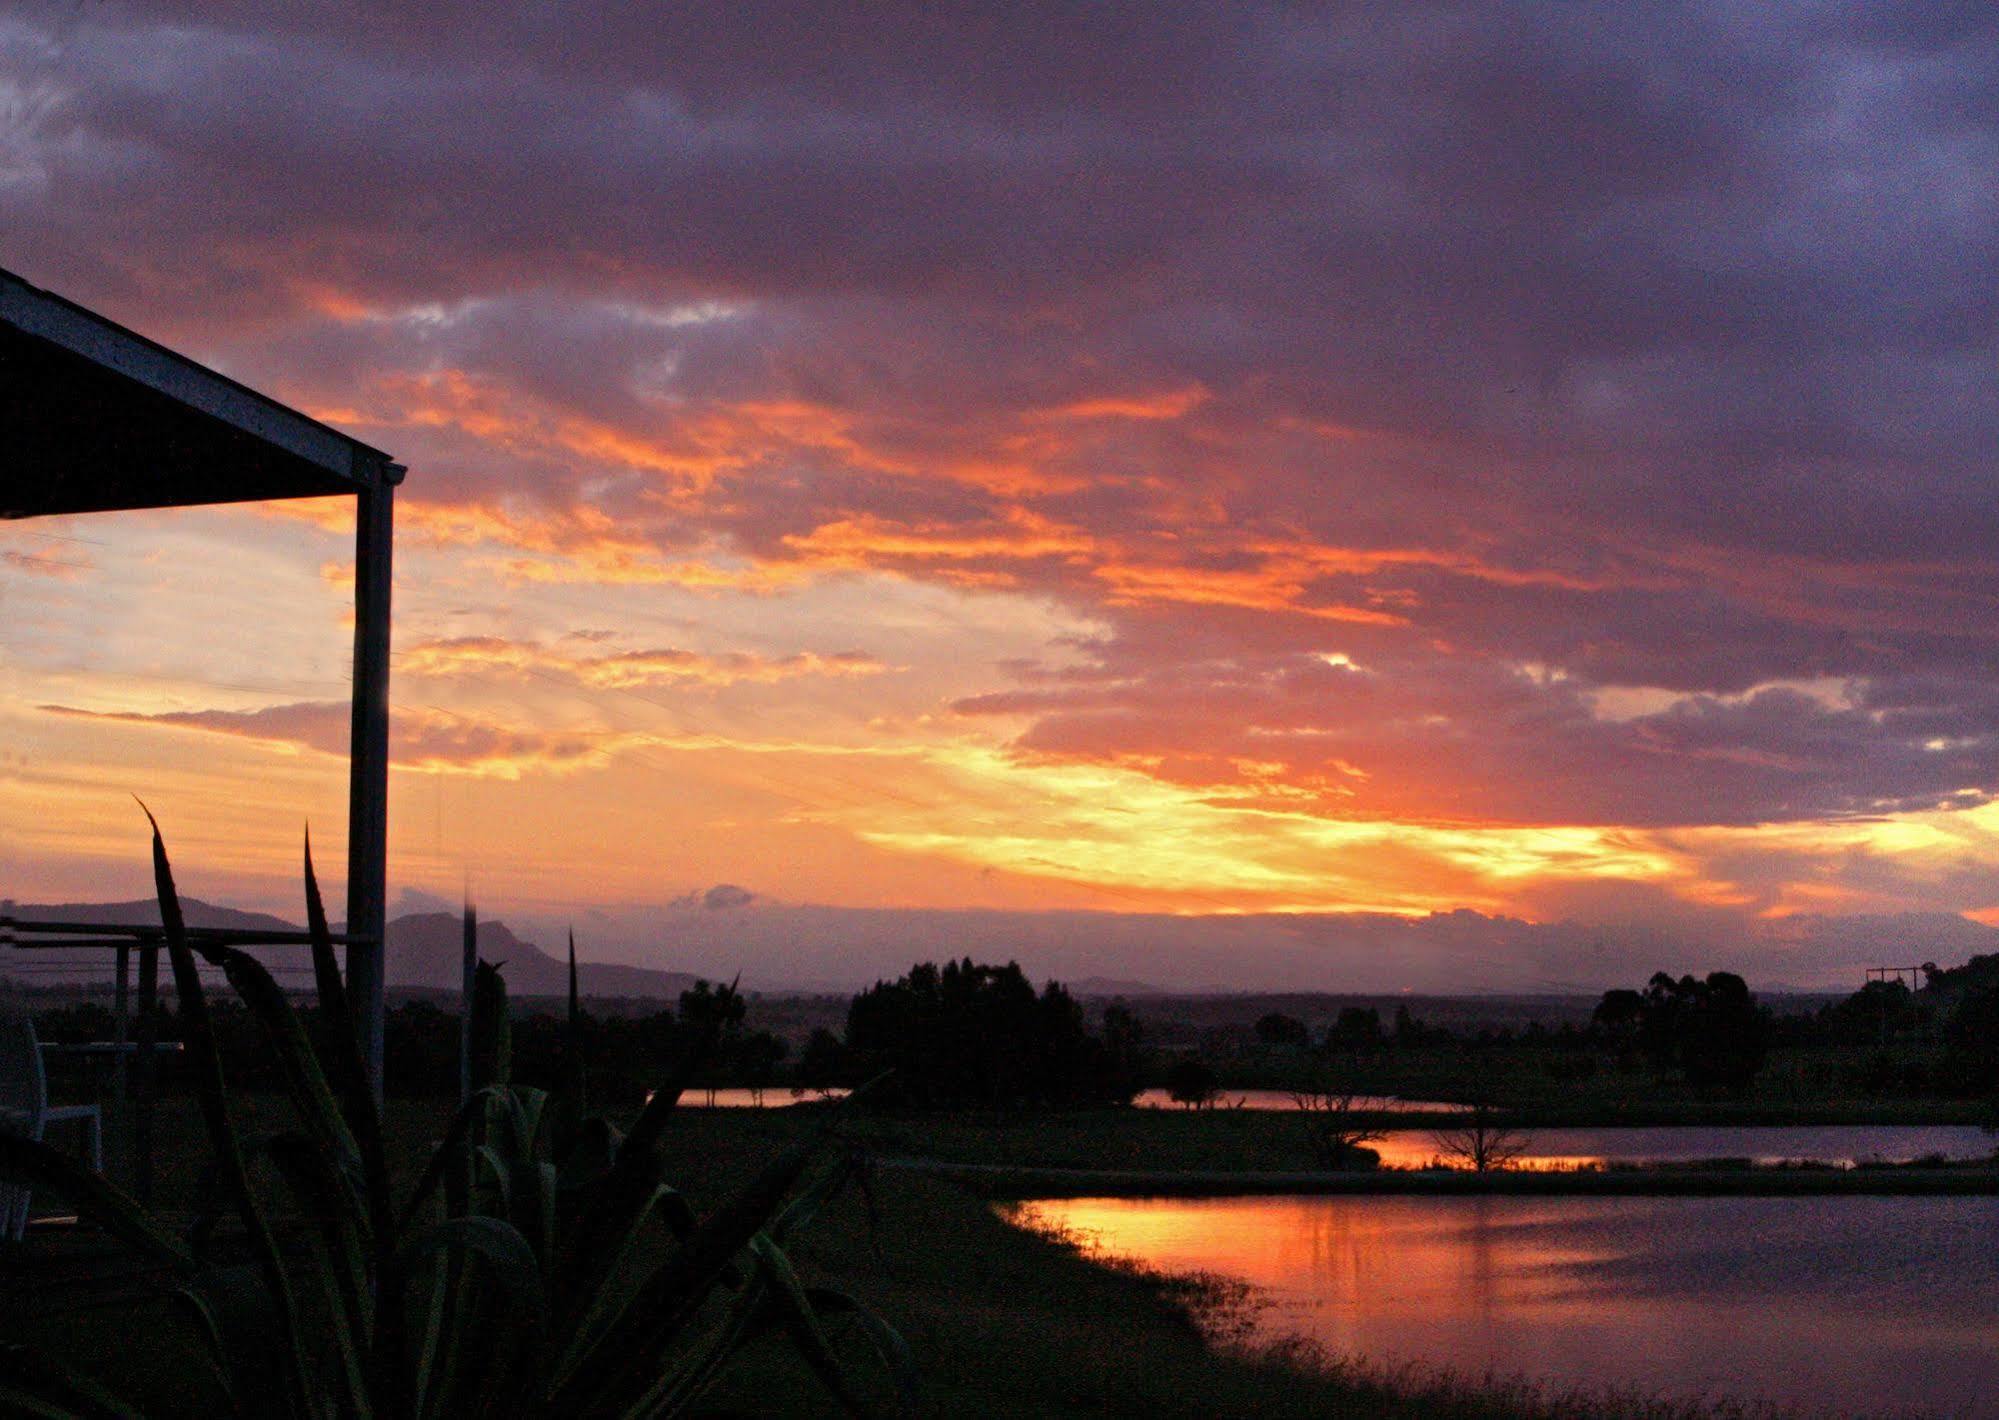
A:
[1016,1195,1599,1346]
[1008,1193,1999,1416]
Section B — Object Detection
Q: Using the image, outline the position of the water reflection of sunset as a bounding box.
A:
[1012,1195,1999,1415]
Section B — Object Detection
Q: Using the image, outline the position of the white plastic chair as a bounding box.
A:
[0,1013,102,1240]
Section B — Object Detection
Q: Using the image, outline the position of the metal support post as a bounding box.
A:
[346,467,398,1096]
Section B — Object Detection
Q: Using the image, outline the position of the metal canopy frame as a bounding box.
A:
[1,265,402,1090]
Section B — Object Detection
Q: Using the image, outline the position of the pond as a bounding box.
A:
[1013,1193,1999,1417]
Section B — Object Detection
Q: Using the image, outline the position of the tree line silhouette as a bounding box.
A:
[28,950,1999,1109]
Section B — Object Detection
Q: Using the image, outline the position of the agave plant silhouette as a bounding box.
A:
[0,814,911,1419]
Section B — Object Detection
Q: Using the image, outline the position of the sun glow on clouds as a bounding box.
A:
[791,741,1689,916]
[11,3,1999,961]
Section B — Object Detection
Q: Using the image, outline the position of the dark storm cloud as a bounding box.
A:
[6,1,1997,829]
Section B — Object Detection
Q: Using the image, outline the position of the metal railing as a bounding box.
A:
[2,910,375,1201]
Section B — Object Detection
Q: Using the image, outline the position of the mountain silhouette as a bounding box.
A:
[5,899,698,999]
[383,912,698,997]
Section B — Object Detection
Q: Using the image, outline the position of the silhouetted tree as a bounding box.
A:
[844,959,1136,1108]
[1592,988,1643,1036]
[1100,1004,1146,1101]
[1678,972,1770,1090]
[1639,972,1689,1074]
[678,978,746,1036]
[1430,1098,1528,1172]
[735,1029,788,1104]
[1817,980,1923,1047]
[1165,1057,1219,1110]
[1293,1048,1384,1167]
[678,979,746,1105]
[1255,1011,1309,1047]
[795,1027,850,1093]
[1328,1006,1383,1051]
[1610,971,1771,1091]
[1940,985,1999,1098]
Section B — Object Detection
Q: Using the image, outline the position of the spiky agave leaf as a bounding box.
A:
[302,835,404,1416]
[558,929,587,1121]
[545,1021,713,1317]
[796,1286,918,1413]
[540,1181,686,1392]
[747,1234,883,1418]
[620,1233,913,1420]
[263,1133,373,1418]
[397,1086,512,1230]
[194,942,362,1209]
[550,1125,828,1414]
[619,1249,774,1420]
[399,1214,549,1416]
[141,805,317,1418]
[303,833,385,1163]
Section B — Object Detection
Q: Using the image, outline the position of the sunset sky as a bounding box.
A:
[6,5,1999,989]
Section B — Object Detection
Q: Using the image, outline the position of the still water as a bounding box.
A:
[1013,1194,1999,1417]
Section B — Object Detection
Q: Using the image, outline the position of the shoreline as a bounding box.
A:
[891,1157,1999,1197]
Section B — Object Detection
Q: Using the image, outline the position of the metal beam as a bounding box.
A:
[345,465,400,1095]
[0,266,387,486]
[2,918,371,945]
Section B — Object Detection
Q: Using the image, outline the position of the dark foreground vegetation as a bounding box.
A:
[1,827,913,1418]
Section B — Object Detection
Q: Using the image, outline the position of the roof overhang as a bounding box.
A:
[1,265,399,518]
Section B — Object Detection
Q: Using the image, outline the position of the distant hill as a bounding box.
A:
[384,913,699,998]
[1070,976,1169,997]
[4,900,699,1000]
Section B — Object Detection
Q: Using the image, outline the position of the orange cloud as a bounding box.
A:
[781,510,1096,569]
[400,636,885,688]
[1034,385,1210,421]
[1092,560,1409,624]
[42,701,637,779]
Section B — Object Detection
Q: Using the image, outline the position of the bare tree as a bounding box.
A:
[1292,1053,1385,1168]
[1429,1098,1529,1172]
[1293,1085,1386,1168]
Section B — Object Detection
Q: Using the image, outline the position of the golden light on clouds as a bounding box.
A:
[792,741,1691,916]
[400,636,884,689]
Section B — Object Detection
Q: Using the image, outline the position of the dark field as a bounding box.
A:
[2,1095,1894,1417]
